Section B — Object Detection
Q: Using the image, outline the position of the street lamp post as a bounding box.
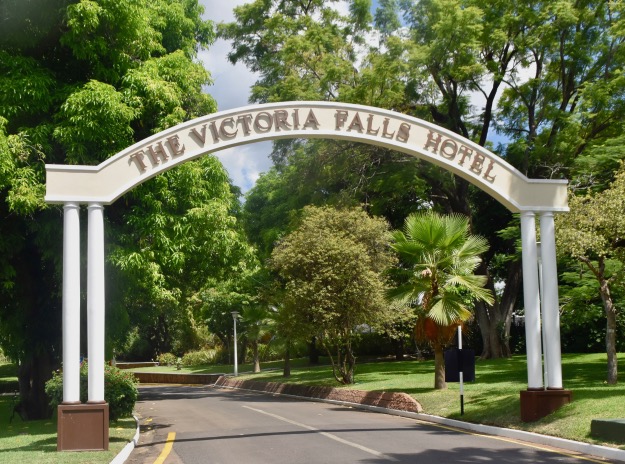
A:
[231,311,239,376]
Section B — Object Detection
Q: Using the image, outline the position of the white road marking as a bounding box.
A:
[242,405,398,461]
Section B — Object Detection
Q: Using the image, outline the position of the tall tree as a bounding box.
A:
[270,205,397,384]
[0,0,220,418]
[389,211,493,389]
[556,166,625,384]
[109,156,256,358]
[228,0,625,360]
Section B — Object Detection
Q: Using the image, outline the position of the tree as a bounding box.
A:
[0,0,218,418]
[240,305,271,373]
[109,155,256,358]
[266,302,302,377]
[389,211,493,389]
[270,205,397,384]
[555,166,625,384]
[227,0,625,362]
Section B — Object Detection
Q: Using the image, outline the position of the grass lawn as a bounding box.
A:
[2,352,624,461]
[0,363,18,393]
[227,352,625,449]
[0,363,136,464]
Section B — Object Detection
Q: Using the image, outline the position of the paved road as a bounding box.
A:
[127,385,614,464]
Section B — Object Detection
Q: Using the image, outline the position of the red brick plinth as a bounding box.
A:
[520,389,572,422]
[57,403,109,451]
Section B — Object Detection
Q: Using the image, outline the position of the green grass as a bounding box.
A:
[0,364,136,463]
[230,353,625,449]
[2,353,624,461]
[0,363,18,393]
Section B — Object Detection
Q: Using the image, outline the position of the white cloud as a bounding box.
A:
[198,0,272,193]
[196,1,377,192]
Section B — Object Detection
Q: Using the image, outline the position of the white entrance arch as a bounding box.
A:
[45,102,569,448]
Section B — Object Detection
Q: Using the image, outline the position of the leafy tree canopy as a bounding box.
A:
[0,0,231,418]
[270,205,397,384]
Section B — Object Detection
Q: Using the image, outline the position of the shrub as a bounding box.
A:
[157,352,177,366]
[181,349,218,366]
[45,362,138,421]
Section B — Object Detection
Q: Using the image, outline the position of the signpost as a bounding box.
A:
[444,326,475,415]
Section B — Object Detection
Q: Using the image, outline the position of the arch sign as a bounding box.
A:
[45,102,570,450]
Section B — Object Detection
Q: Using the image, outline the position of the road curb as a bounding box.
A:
[216,382,625,463]
[110,414,140,464]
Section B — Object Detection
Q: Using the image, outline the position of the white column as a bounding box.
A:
[520,211,543,390]
[87,203,106,403]
[540,212,563,389]
[62,203,81,404]
[537,247,549,388]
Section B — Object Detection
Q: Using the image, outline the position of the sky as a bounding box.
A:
[196,1,508,194]
[198,0,272,193]
[198,1,369,193]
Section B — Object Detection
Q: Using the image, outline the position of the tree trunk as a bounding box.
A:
[393,338,405,361]
[434,346,447,390]
[239,338,248,365]
[476,261,521,359]
[17,351,53,420]
[308,337,319,364]
[596,258,618,384]
[252,341,260,373]
[606,308,617,384]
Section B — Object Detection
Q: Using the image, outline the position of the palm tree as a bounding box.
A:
[241,305,271,373]
[390,211,493,389]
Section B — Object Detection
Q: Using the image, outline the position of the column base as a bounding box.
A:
[57,403,109,451]
[520,389,572,422]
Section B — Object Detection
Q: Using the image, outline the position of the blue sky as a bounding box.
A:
[199,1,382,193]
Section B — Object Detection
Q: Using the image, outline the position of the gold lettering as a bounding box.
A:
[302,110,320,130]
[129,151,148,172]
[440,139,458,160]
[366,114,379,136]
[292,109,300,130]
[237,114,253,136]
[146,142,169,165]
[335,110,349,130]
[274,110,291,131]
[166,135,185,157]
[396,123,411,143]
[470,153,486,174]
[254,112,273,132]
[189,125,207,145]
[208,121,220,143]
[219,117,238,140]
[382,118,395,139]
[482,159,497,182]
[347,112,364,133]
[458,146,473,165]
[424,130,443,152]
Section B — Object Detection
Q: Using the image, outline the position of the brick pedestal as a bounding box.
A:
[57,403,109,451]
[520,389,572,422]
